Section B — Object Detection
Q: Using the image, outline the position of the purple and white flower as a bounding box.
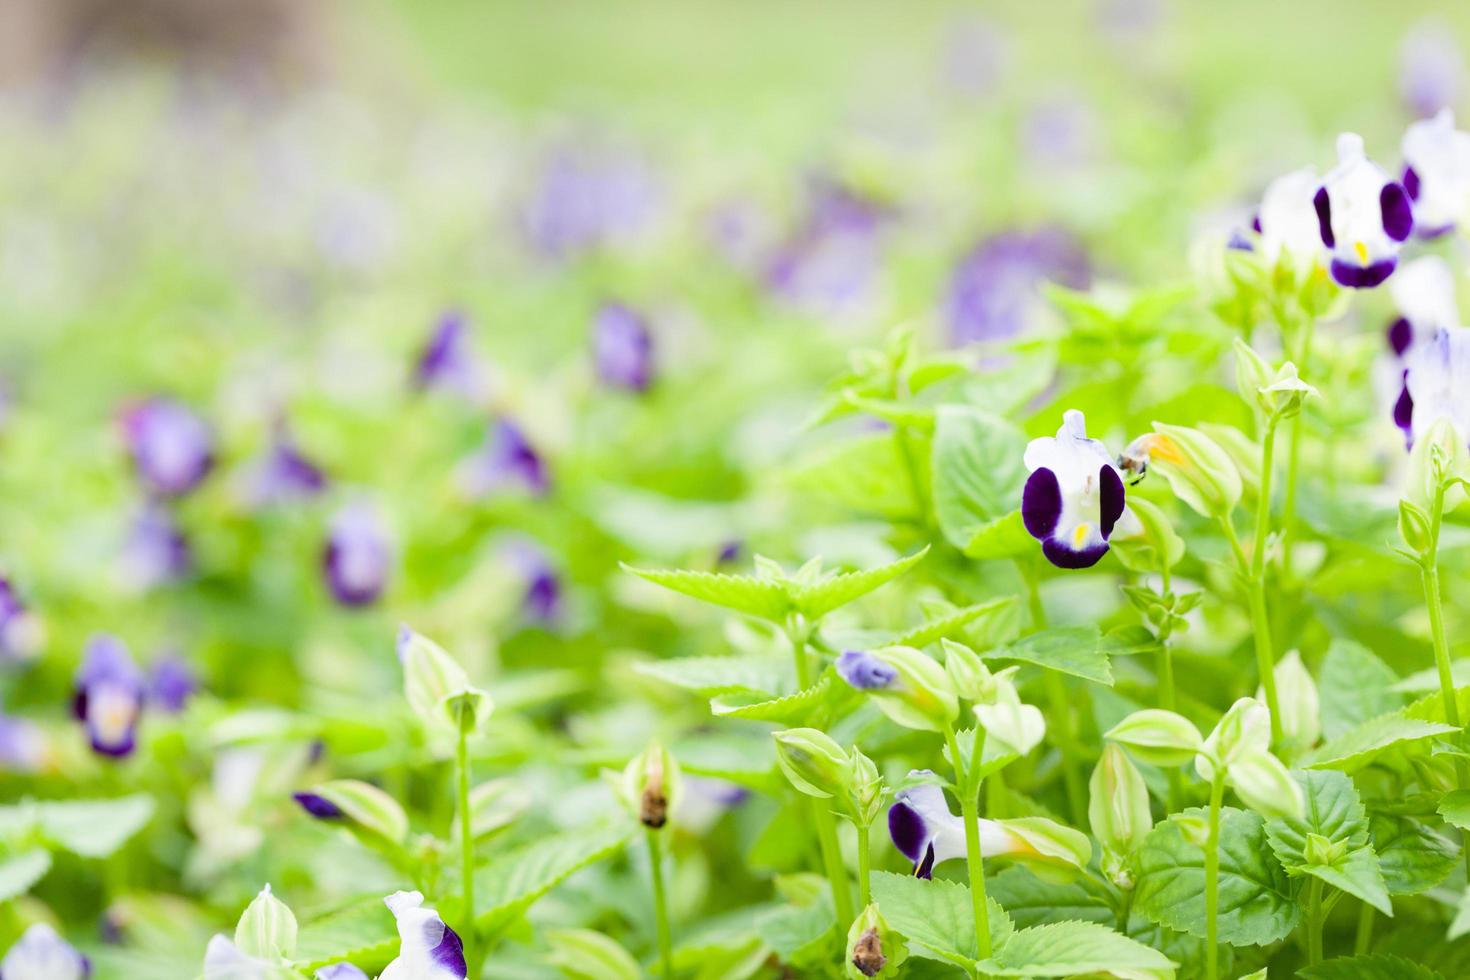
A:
[0,711,46,771]
[1400,19,1464,119]
[1401,326,1470,451]
[203,934,270,979]
[503,539,562,625]
[149,652,197,713]
[0,576,43,662]
[322,503,393,607]
[1,923,91,980]
[1255,167,1323,266]
[1021,410,1126,569]
[887,779,1085,879]
[119,398,214,498]
[592,302,655,392]
[244,424,328,508]
[414,311,489,403]
[316,965,370,980]
[381,890,467,980]
[121,504,192,589]
[945,228,1090,346]
[765,176,888,320]
[1313,133,1413,288]
[520,142,660,261]
[456,419,549,498]
[1401,109,1470,238]
[73,634,145,758]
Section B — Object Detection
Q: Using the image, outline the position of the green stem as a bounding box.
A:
[1219,515,1283,746]
[1018,561,1084,823]
[646,829,675,980]
[1354,899,1375,956]
[1204,772,1225,980]
[1306,877,1324,965]
[1281,311,1314,581]
[813,800,855,929]
[946,726,992,961]
[857,821,872,909]
[1117,887,1134,934]
[1420,484,1470,876]
[455,726,476,968]
[789,621,813,690]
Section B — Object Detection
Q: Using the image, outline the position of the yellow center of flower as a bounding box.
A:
[1354,240,1368,265]
[1073,523,1091,548]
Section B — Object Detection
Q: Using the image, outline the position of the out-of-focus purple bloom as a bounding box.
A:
[293,791,345,819]
[521,142,660,260]
[1400,109,1470,238]
[502,539,563,625]
[0,577,43,662]
[119,398,214,498]
[457,419,550,499]
[946,228,1091,345]
[837,650,899,690]
[73,634,145,759]
[381,891,467,980]
[1023,95,1101,170]
[121,505,193,588]
[593,303,655,392]
[322,503,392,607]
[1400,19,1465,119]
[245,424,328,508]
[1314,133,1413,289]
[0,711,45,771]
[940,15,1010,99]
[766,176,889,319]
[149,653,197,713]
[414,311,489,403]
[715,540,743,566]
[1,923,91,980]
[315,965,370,980]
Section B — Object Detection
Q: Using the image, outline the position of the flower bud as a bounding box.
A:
[1173,812,1211,847]
[845,904,906,979]
[1259,362,1316,420]
[1198,422,1262,499]
[1260,651,1319,752]
[1197,697,1270,781]
[398,625,491,735]
[773,728,853,800]
[1104,709,1204,767]
[973,683,1045,757]
[1225,752,1303,820]
[1233,338,1273,411]
[1088,744,1152,882]
[1405,415,1470,509]
[291,779,410,845]
[623,741,681,830]
[849,748,886,825]
[1303,832,1348,866]
[234,883,297,961]
[442,687,492,735]
[1108,497,1185,574]
[1399,499,1434,556]
[940,639,991,702]
[1144,423,1243,518]
[839,646,958,733]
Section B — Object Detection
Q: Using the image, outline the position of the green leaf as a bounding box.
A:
[711,669,854,726]
[984,867,1114,928]
[1301,846,1392,916]
[1451,885,1470,941]
[1370,814,1459,896]
[1300,953,1446,979]
[983,627,1113,685]
[979,920,1177,977]
[1134,806,1298,945]
[1301,712,1458,773]
[1265,770,1369,866]
[623,566,791,621]
[546,928,642,980]
[1439,790,1470,831]
[892,598,1020,650]
[870,870,1010,968]
[785,432,916,520]
[0,849,50,901]
[754,896,836,966]
[791,547,929,619]
[930,405,1029,550]
[1319,641,1404,741]
[962,511,1034,560]
[635,656,792,698]
[35,795,155,858]
[293,899,396,971]
[475,824,630,936]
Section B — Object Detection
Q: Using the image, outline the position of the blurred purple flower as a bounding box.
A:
[122,505,192,588]
[457,419,549,498]
[0,577,42,662]
[1400,19,1465,119]
[946,228,1091,345]
[414,311,489,402]
[593,303,655,392]
[0,711,45,772]
[1,923,91,980]
[292,791,344,819]
[245,424,327,508]
[150,653,197,713]
[521,142,660,260]
[322,503,392,608]
[766,176,889,318]
[715,540,743,566]
[1023,95,1101,171]
[119,398,214,498]
[941,15,1011,98]
[73,634,145,759]
[504,540,563,625]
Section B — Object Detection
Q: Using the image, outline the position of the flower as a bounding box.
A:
[1255,167,1323,267]
[593,302,655,392]
[244,423,327,507]
[945,227,1090,346]
[835,647,957,733]
[1312,133,1413,288]
[1401,109,1470,238]
[1,923,91,980]
[119,398,214,497]
[322,503,392,607]
[293,791,345,819]
[149,652,197,713]
[1400,19,1464,119]
[414,311,489,403]
[503,539,562,624]
[203,934,272,979]
[1021,410,1126,569]
[73,634,145,758]
[456,419,549,498]
[887,778,1089,878]
[765,175,888,319]
[0,576,43,662]
[0,711,46,771]
[381,890,467,980]
[1401,326,1470,452]
[120,504,192,589]
[316,965,370,980]
[1387,255,1458,359]
[520,141,660,261]
[836,650,899,690]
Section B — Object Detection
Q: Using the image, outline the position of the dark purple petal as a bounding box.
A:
[1098,466,1125,539]
[1021,468,1063,540]
[120,399,214,498]
[1403,164,1422,201]
[149,654,197,713]
[887,800,929,864]
[1313,187,1335,248]
[523,569,562,624]
[293,792,344,819]
[1330,257,1397,289]
[1394,380,1415,447]
[427,920,467,977]
[1381,183,1415,242]
[416,312,467,388]
[1041,538,1110,570]
[715,540,742,566]
[593,303,655,392]
[1388,317,1415,357]
[837,650,898,690]
[1250,213,1262,234]
[915,843,937,879]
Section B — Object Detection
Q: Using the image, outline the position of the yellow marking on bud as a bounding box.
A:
[1146,434,1184,465]
[1354,240,1369,265]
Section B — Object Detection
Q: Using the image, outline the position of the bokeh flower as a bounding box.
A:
[322,503,392,607]
[73,634,145,759]
[119,398,215,497]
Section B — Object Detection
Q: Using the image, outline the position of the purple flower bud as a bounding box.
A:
[322,503,392,608]
[293,791,345,819]
[0,577,42,662]
[149,653,197,714]
[121,505,192,589]
[457,419,549,498]
[593,303,655,392]
[837,650,899,690]
[73,634,145,759]
[946,228,1090,346]
[246,424,327,507]
[119,398,214,498]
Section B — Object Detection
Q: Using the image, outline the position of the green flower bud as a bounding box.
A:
[621,741,681,830]
[1104,709,1204,767]
[1226,752,1303,820]
[1259,362,1317,420]
[1399,499,1434,557]
[855,646,959,733]
[1304,832,1348,867]
[234,884,297,962]
[973,682,1046,758]
[1197,697,1270,782]
[1088,744,1152,884]
[398,625,491,735]
[1144,422,1244,518]
[1260,651,1319,753]
[1174,812,1210,847]
[989,816,1092,882]
[1198,422,1262,500]
[773,728,853,800]
[293,779,409,845]
[845,904,906,979]
[1406,416,1470,509]
[1109,497,1185,574]
[940,638,991,702]
[849,748,886,825]
[1233,338,1273,407]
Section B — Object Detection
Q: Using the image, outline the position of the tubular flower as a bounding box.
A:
[1401,109,1470,238]
[456,419,549,498]
[593,302,655,392]
[1402,326,1470,451]
[1313,133,1413,288]
[121,504,192,589]
[380,891,467,980]
[414,310,489,403]
[887,778,1089,879]
[1021,410,1126,569]
[0,577,43,662]
[150,652,197,713]
[245,423,328,507]
[1,923,91,980]
[1387,255,1458,359]
[945,227,1090,345]
[322,503,392,607]
[119,397,215,497]
[1255,167,1323,267]
[503,538,563,625]
[72,634,145,759]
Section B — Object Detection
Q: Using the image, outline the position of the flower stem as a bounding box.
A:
[455,727,475,954]
[1204,771,1225,980]
[646,828,675,980]
[856,821,872,908]
[1219,514,1283,746]
[813,801,855,929]
[946,725,992,961]
[1306,877,1324,965]
[1017,560,1084,824]
[1354,899,1375,955]
[1420,482,1470,876]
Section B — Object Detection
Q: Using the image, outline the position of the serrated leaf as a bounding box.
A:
[930,405,1030,550]
[962,511,1033,560]
[1439,790,1470,831]
[476,824,630,936]
[1319,640,1404,741]
[979,920,1177,977]
[1370,814,1459,896]
[983,627,1113,685]
[1302,845,1392,915]
[791,547,929,619]
[785,433,916,520]
[546,927,642,980]
[1301,712,1457,773]
[711,669,854,726]
[35,795,155,858]
[984,867,1114,928]
[893,598,1020,650]
[1134,806,1298,945]
[870,870,1011,968]
[635,656,792,698]
[1300,953,1445,979]
[754,896,836,966]
[623,566,791,621]
[1264,771,1391,914]
[293,898,395,971]
[0,849,50,901]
